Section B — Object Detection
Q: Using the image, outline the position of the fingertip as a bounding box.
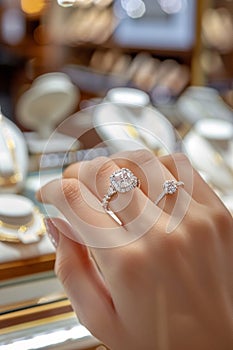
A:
[46,216,85,245]
[44,217,60,248]
[35,179,62,204]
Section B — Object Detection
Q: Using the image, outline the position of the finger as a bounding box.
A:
[76,156,164,232]
[159,153,224,208]
[110,150,194,233]
[64,151,191,216]
[110,149,193,218]
[36,177,129,249]
[63,162,81,178]
[44,217,116,343]
[63,151,193,234]
[65,150,178,210]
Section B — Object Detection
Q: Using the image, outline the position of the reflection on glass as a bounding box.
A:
[121,0,146,18]
[57,0,77,7]
[158,0,186,14]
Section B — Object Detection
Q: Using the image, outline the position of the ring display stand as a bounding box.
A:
[184,118,233,207]
[94,88,178,154]
[16,72,79,139]
[0,110,28,193]
[0,194,46,244]
[16,72,81,172]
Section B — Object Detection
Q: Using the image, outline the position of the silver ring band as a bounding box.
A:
[155,180,184,206]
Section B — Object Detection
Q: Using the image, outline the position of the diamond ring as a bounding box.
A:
[102,168,140,225]
[155,180,184,206]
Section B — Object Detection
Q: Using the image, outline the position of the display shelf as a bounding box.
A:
[0,250,55,282]
[0,299,108,350]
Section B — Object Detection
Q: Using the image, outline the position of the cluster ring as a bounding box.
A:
[101,168,140,225]
[101,169,184,224]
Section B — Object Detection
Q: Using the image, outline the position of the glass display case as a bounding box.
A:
[0,0,232,348]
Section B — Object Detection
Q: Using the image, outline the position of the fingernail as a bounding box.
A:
[44,218,60,248]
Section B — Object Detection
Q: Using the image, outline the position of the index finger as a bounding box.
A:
[37,177,130,249]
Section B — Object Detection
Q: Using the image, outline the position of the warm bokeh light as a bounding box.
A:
[20,0,46,15]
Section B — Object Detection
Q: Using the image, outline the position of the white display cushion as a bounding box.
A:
[195,118,233,141]
[184,128,233,193]
[0,194,33,225]
[94,100,177,153]
[16,72,79,139]
[106,87,150,107]
[0,113,28,193]
[24,131,80,154]
[0,194,46,244]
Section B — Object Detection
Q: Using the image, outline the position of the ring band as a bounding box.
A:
[102,168,140,225]
[155,180,184,206]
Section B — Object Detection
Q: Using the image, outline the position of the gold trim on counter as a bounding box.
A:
[0,208,46,243]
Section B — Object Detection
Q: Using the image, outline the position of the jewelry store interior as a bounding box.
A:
[0,0,233,349]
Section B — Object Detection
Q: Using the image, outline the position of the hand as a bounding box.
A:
[37,150,233,350]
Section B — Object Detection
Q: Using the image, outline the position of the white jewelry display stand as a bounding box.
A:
[93,87,178,154]
[0,73,79,259]
[0,109,28,193]
[184,118,233,196]
[0,194,46,244]
[177,86,233,125]
[16,72,80,156]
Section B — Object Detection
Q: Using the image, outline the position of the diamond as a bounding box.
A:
[110,168,138,193]
[163,180,177,194]
[107,186,116,196]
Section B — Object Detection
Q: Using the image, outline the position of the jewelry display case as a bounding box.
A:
[0,0,232,349]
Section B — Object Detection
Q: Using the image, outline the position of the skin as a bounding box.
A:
[37,150,233,350]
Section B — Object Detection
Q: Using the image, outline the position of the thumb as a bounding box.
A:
[44,217,116,340]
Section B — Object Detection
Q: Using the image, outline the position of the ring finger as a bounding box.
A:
[110,150,193,216]
[64,150,193,236]
[75,155,163,231]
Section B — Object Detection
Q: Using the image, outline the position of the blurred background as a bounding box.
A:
[0,0,232,121]
[0,1,233,349]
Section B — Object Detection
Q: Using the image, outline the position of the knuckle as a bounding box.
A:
[113,149,153,163]
[126,149,154,165]
[63,163,78,178]
[183,208,216,244]
[61,179,83,207]
[77,157,113,181]
[158,230,186,260]
[79,157,111,177]
[159,153,191,180]
[91,156,112,170]
[159,152,189,164]
[95,158,116,181]
[211,206,233,236]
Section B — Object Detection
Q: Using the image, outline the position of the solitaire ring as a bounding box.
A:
[102,168,140,225]
[155,180,184,206]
